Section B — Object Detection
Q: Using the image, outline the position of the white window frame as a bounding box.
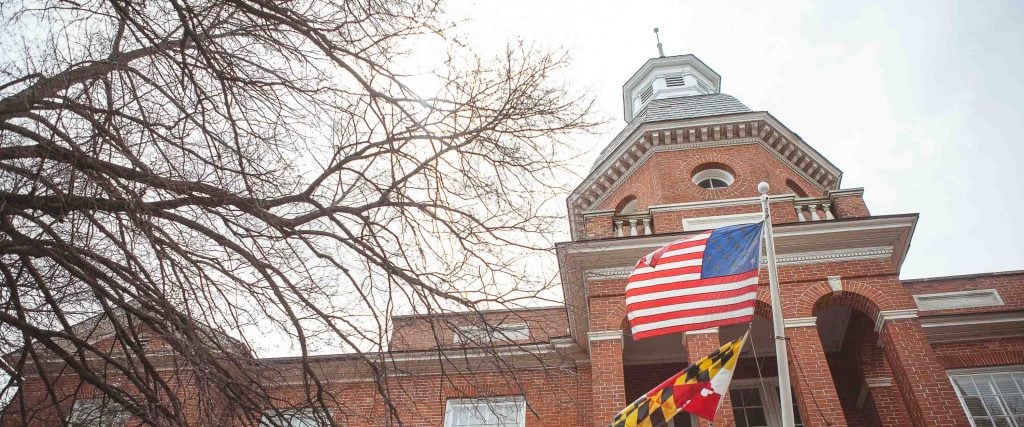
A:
[258,408,331,427]
[729,378,803,427]
[67,398,130,427]
[692,168,735,189]
[452,324,530,345]
[948,365,1024,427]
[443,396,526,427]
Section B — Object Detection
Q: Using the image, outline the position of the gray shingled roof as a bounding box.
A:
[591,94,751,170]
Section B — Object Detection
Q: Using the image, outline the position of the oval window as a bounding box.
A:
[692,168,734,189]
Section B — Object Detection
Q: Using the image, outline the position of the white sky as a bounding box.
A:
[443,0,1024,280]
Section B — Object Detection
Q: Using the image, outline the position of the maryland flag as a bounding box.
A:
[611,331,748,427]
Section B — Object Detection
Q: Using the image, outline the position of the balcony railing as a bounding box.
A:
[613,213,653,237]
[794,197,835,222]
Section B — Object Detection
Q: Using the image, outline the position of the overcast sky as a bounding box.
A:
[442,0,1024,280]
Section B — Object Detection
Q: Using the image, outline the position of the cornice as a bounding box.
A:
[764,247,893,266]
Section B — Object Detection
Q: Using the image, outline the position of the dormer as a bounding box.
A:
[622,54,722,122]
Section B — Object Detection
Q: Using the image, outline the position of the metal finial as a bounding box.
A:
[654,28,665,58]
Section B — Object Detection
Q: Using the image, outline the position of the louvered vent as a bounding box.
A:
[665,74,686,87]
[639,85,654,103]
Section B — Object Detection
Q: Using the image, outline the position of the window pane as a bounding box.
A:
[964,396,988,417]
[745,389,762,406]
[973,418,994,427]
[983,396,1007,416]
[1004,394,1024,415]
[732,408,747,427]
[445,397,525,427]
[745,408,768,426]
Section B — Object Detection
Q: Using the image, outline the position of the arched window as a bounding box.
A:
[615,195,638,215]
[785,179,808,197]
[692,163,735,190]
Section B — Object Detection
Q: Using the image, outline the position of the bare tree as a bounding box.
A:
[0,0,594,425]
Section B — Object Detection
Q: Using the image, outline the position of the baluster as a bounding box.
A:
[629,219,638,237]
[795,205,807,222]
[823,202,835,220]
[643,218,653,235]
[614,220,623,237]
[809,204,820,221]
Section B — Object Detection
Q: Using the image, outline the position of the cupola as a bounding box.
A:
[621,54,722,122]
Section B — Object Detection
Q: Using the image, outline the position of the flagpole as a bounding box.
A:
[758,182,796,427]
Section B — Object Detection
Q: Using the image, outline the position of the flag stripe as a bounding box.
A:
[625,275,758,305]
[626,286,758,317]
[630,256,703,277]
[632,315,754,340]
[625,268,703,290]
[629,299,758,326]
[631,307,755,334]
[656,242,707,260]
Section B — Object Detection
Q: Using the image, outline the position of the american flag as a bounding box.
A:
[626,222,763,340]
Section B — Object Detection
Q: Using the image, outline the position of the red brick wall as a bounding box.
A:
[589,339,626,426]
[880,319,970,426]
[622,362,686,400]
[597,144,823,213]
[256,366,593,427]
[786,327,846,427]
[930,337,1024,369]
[903,270,1024,315]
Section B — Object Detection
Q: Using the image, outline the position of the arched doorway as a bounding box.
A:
[813,293,913,426]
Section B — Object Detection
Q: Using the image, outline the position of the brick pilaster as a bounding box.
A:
[859,343,912,426]
[786,326,847,427]
[589,332,627,426]
[684,328,735,427]
[879,318,970,426]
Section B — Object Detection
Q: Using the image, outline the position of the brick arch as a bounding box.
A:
[802,281,885,320]
[755,288,772,319]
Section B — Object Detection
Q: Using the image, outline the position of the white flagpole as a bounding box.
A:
[758,182,796,427]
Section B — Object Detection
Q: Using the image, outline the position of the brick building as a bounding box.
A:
[7,54,1024,426]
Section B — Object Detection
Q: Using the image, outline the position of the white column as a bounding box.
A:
[629,219,638,237]
[823,202,835,220]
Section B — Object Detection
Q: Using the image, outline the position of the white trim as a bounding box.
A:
[827,276,842,293]
[864,377,892,388]
[874,309,919,332]
[587,330,623,342]
[948,364,1024,376]
[920,311,1024,328]
[784,317,816,328]
[684,327,718,336]
[913,289,1004,311]
[763,247,893,266]
[682,212,764,232]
